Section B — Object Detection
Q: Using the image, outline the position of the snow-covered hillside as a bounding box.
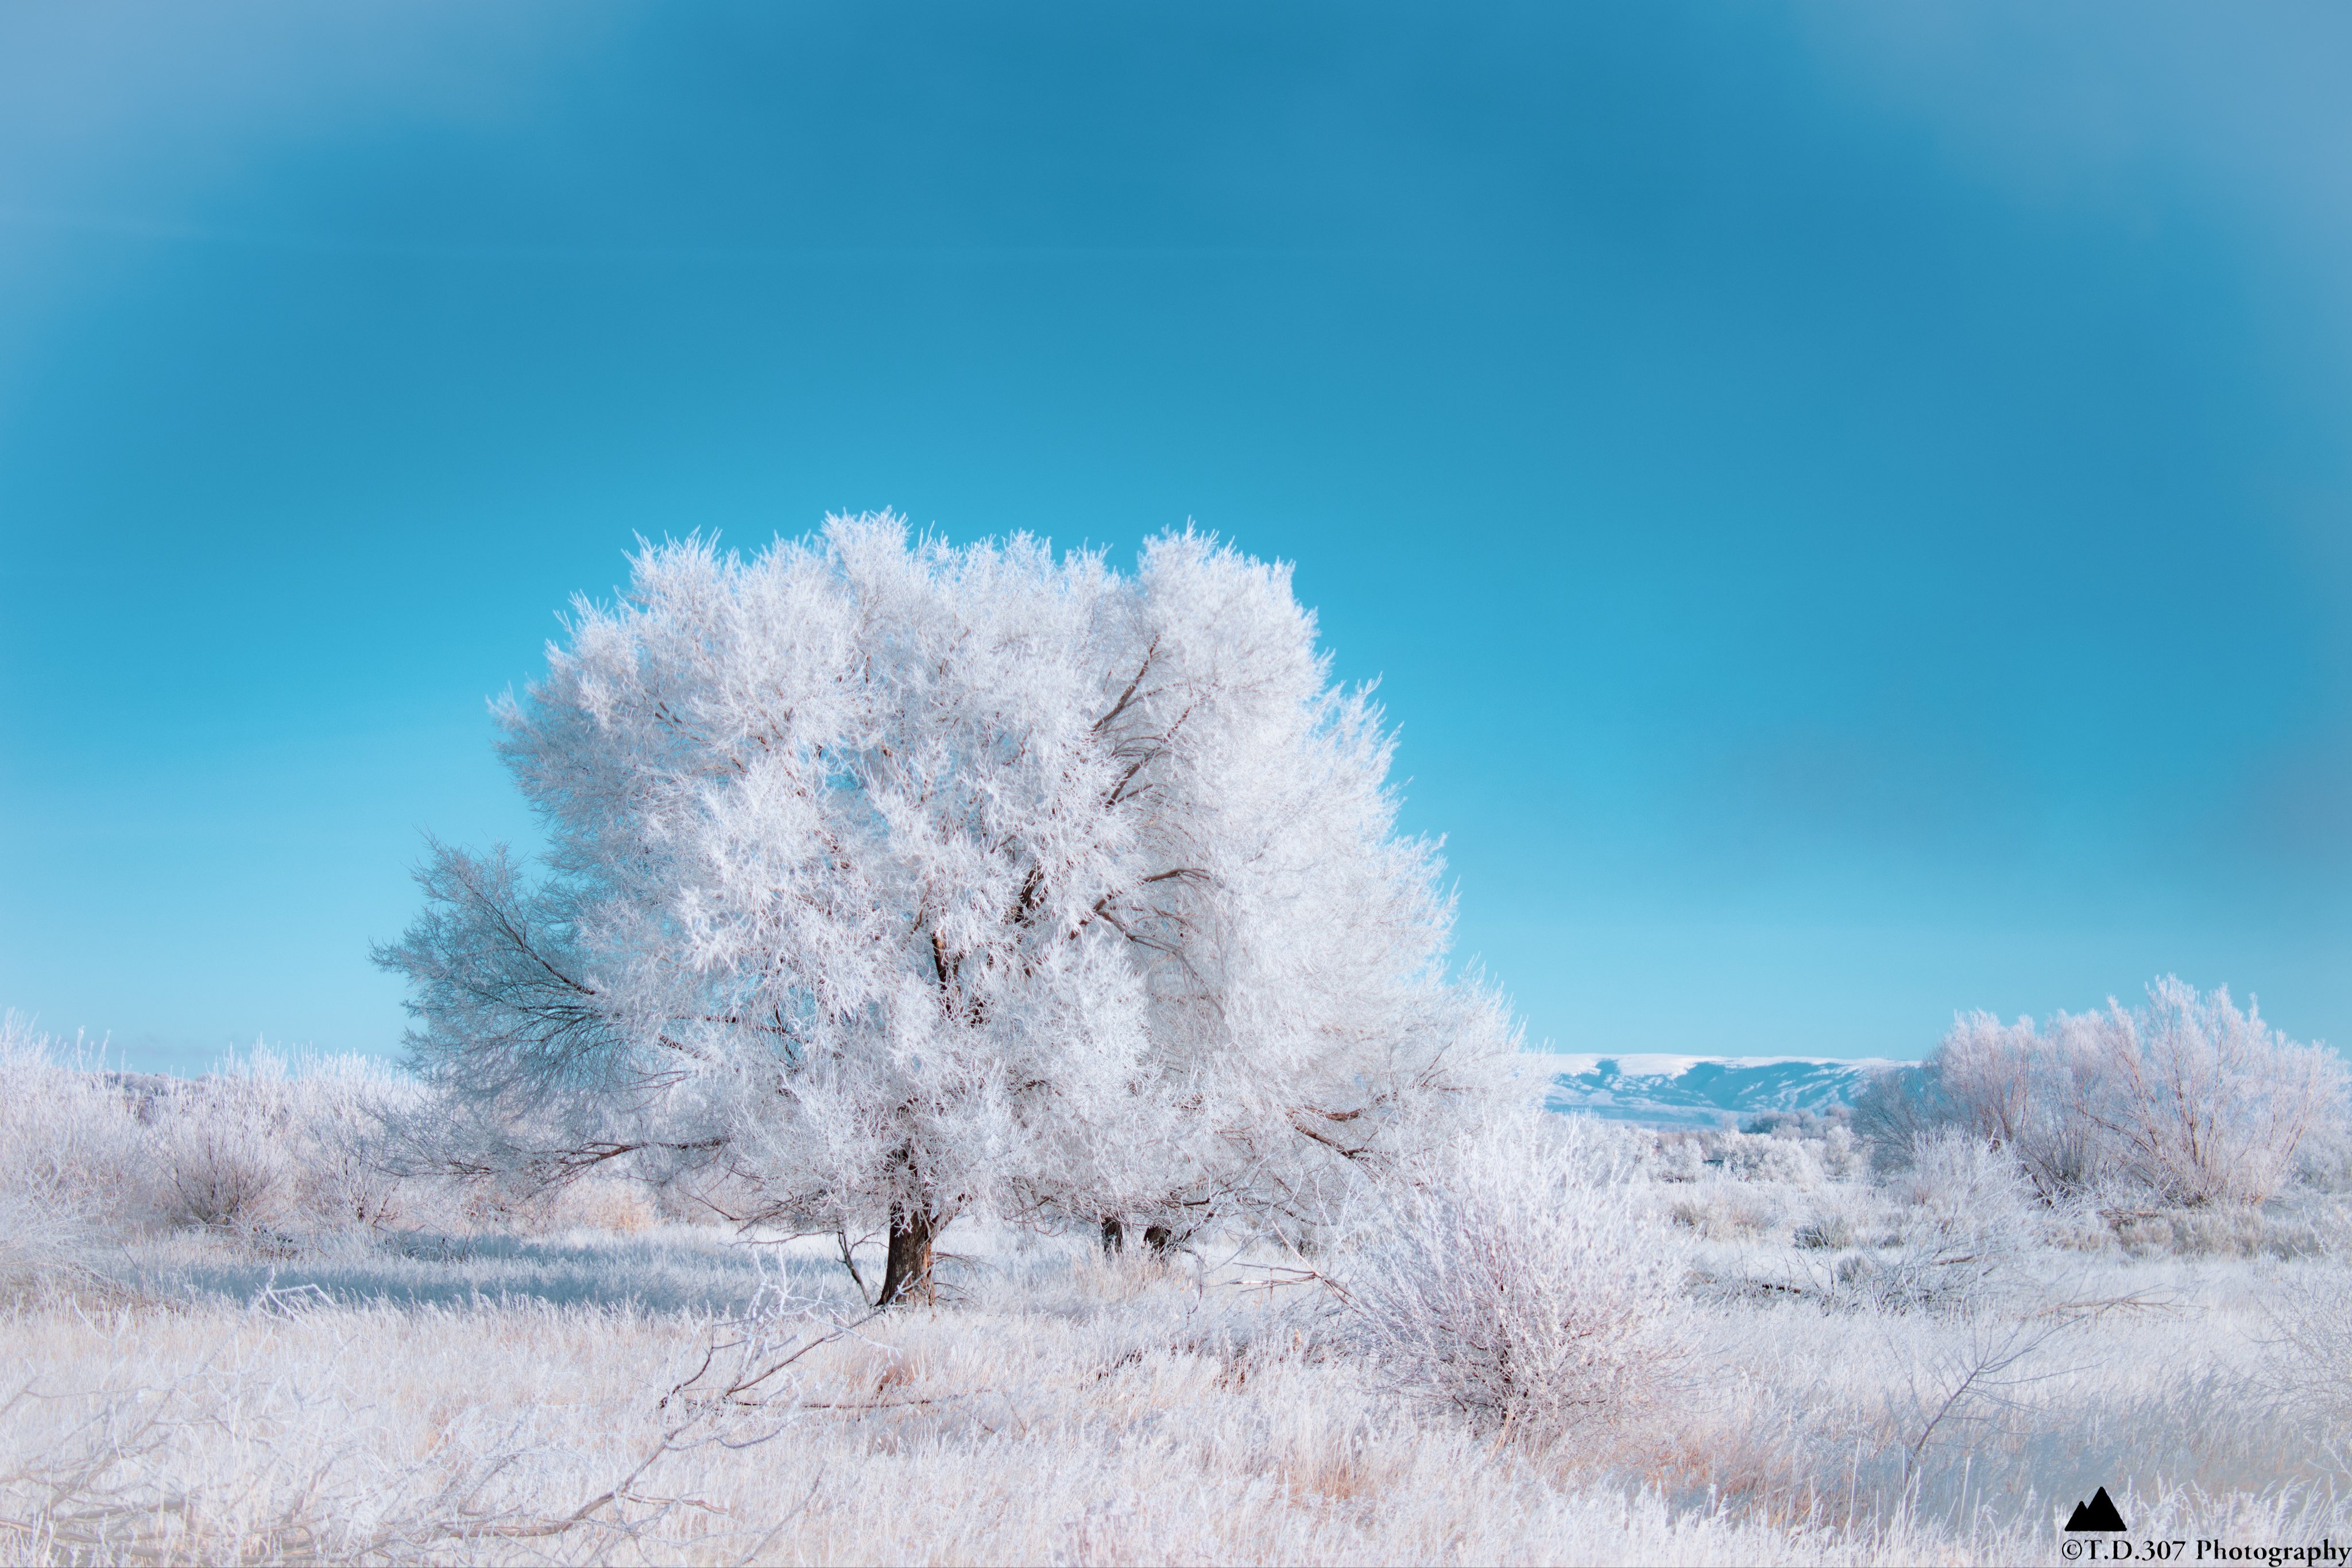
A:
[1517,1053,1904,1126]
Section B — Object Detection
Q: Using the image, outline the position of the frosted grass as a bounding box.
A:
[7,1216,2347,1564]
[110,1226,818,1314]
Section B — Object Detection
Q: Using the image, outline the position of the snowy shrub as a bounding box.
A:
[0,1188,98,1293]
[0,1016,155,1235]
[2293,1115,2352,1194]
[2,1019,438,1247]
[1932,1008,2111,1198]
[1790,1184,1875,1250]
[1668,1180,1785,1240]
[1851,1063,1957,1174]
[1640,1126,1847,1190]
[1887,1128,2036,1238]
[1336,1118,1687,1446]
[1712,1130,1824,1187]
[1642,1134,1708,1184]
[279,1053,418,1230]
[2262,1212,2352,1416]
[1792,1212,1855,1249]
[1863,978,2346,1206]
[2098,978,2344,1206]
[1737,1108,1851,1140]
[1840,1129,2041,1312]
[156,1071,292,1230]
[1816,1122,1867,1182]
[0,1017,164,1289]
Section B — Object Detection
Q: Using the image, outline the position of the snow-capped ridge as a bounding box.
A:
[1516,1052,1905,1126]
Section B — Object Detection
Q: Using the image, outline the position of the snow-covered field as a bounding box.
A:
[7,1036,2348,1564]
[10,1216,2347,1565]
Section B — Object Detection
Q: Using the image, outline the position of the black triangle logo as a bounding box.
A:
[2064,1487,2127,1532]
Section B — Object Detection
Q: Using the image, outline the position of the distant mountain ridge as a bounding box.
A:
[1518,1053,1904,1126]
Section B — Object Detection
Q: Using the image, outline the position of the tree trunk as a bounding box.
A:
[878,1203,938,1306]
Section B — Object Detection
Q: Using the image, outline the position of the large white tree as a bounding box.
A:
[380,514,1514,1301]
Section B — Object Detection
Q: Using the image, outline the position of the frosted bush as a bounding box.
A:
[1889,1126,2031,1223]
[0,1036,121,1290]
[0,1017,156,1278]
[158,1107,287,1229]
[2293,1116,2352,1194]
[153,1055,296,1230]
[2263,1215,2352,1418]
[280,1053,419,1230]
[1639,1126,1843,1189]
[1,1019,446,1253]
[1851,1063,1956,1174]
[1841,1129,2041,1312]
[1877,977,2347,1206]
[1668,1180,1786,1240]
[153,1046,445,1237]
[1817,1122,1867,1181]
[0,1190,97,1294]
[1712,1130,1823,1187]
[1790,1184,1877,1250]
[1643,1135,1708,1184]
[1934,1008,2110,1197]
[1335,1118,1688,1446]
[2103,978,2344,1205]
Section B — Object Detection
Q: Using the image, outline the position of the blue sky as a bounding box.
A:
[4,3,2350,1070]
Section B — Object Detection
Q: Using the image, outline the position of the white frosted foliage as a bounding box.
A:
[378,514,1514,1248]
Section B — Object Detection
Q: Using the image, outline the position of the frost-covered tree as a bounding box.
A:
[378,515,1514,1302]
[1865,976,2345,1206]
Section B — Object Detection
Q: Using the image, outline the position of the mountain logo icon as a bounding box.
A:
[2064,1487,2127,1533]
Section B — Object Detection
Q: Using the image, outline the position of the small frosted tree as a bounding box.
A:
[378,515,1514,1302]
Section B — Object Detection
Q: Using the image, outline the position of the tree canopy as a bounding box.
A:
[379,515,1515,1297]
